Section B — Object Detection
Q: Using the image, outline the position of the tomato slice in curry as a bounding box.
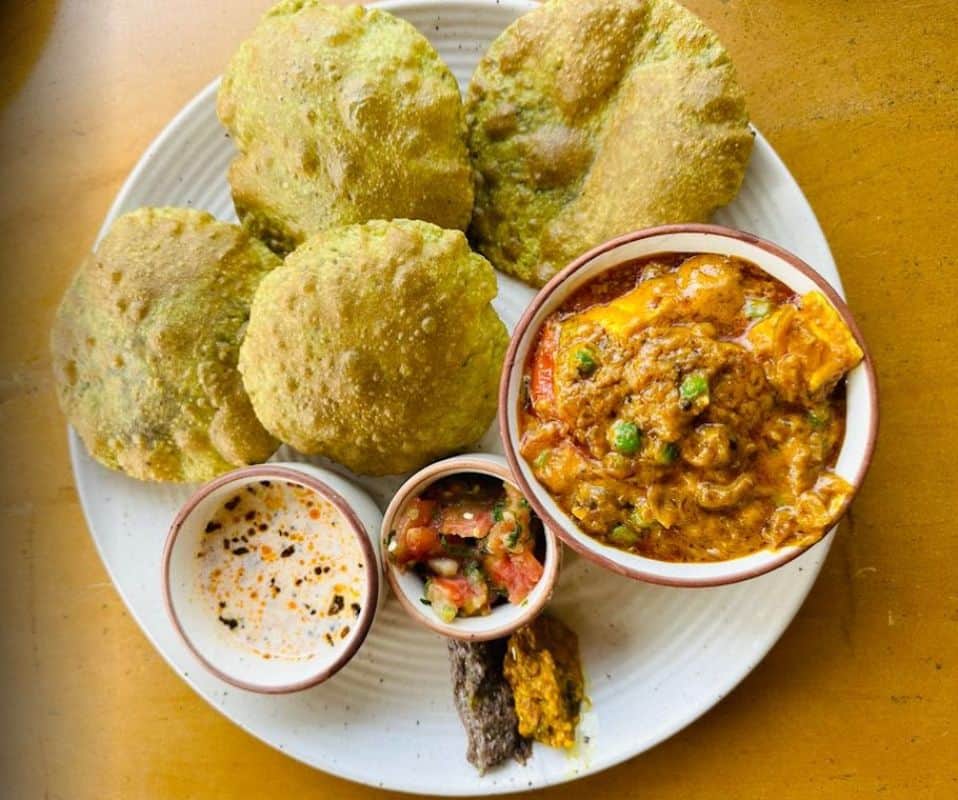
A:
[529,320,559,419]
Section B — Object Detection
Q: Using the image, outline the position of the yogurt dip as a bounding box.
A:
[193,479,367,661]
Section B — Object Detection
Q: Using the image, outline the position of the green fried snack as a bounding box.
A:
[466,0,754,287]
[51,208,280,482]
[218,1,474,255]
[239,219,508,476]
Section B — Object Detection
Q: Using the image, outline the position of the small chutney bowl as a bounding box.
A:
[162,462,383,693]
[381,453,561,641]
[500,223,879,588]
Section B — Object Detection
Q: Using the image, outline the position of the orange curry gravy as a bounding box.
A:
[519,253,864,562]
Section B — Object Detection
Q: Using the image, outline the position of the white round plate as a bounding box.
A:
[70,1,842,794]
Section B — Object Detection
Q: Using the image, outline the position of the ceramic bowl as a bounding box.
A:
[500,223,879,587]
[163,462,383,693]
[381,453,560,641]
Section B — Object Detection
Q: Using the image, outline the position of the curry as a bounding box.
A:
[519,253,864,562]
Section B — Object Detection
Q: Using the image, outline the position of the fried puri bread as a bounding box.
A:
[239,219,508,476]
[218,1,474,255]
[466,0,754,286]
[51,208,280,482]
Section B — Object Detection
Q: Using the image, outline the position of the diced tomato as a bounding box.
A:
[438,503,494,538]
[486,484,534,555]
[530,321,559,419]
[431,576,472,605]
[427,574,490,621]
[405,498,437,528]
[391,499,441,564]
[483,550,544,604]
[401,526,441,560]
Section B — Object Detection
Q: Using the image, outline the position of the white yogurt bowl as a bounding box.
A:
[500,224,879,587]
[163,463,383,693]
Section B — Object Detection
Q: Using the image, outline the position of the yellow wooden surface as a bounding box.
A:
[1,1,956,797]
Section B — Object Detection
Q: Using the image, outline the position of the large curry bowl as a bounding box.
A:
[499,224,878,587]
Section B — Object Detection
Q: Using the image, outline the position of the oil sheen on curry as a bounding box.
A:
[519,253,864,562]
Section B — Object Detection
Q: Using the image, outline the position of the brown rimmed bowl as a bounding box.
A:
[499,224,879,588]
[162,462,383,693]
[380,453,560,641]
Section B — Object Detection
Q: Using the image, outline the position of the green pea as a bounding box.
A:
[609,524,639,546]
[575,349,598,376]
[628,506,657,530]
[659,442,680,464]
[679,373,709,402]
[611,420,641,455]
[744,297,773,320]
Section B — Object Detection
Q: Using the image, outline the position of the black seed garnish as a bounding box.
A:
[224,496,240,511]
[222,538,230,550]
[260,480,271,487]
[204,521,222,533]
[350,603,361,616]
[280,545,295,558]
[328,595,344,615]
[218,616,238,630]
[232,547,249,556]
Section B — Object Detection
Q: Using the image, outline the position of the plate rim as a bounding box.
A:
[71,0,841,793]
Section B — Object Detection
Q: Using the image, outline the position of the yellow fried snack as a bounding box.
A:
[218,1,473,255]
[51,208,280,482]
[466,0,754,286]
[239,219,508,476]
[504,616,584,749]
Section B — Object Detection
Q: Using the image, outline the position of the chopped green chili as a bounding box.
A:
[807,408,830,429]
[744,296,773,320]
[533,449,551,470]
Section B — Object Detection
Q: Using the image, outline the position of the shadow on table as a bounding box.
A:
[0,1,59,113]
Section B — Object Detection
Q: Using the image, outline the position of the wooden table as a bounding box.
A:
[2,1,955,797]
